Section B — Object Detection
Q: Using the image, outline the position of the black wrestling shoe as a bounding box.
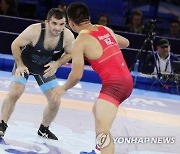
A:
[37,124,58,140]
[0,120,8,137]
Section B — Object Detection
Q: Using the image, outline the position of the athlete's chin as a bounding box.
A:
[52,31,61,36]
[54,33,60,36]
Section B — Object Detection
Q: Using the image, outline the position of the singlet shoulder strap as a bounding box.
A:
[34,22,45,49]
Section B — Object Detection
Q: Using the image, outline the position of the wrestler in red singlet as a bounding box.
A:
[82,25,133,106]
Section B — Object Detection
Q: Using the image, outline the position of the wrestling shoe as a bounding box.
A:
[0,120,8,137]
[37,124,58,140]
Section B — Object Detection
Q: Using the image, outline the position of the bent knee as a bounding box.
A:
[8,90,23,100]
[48,97,61,109]
[49,95,61,104]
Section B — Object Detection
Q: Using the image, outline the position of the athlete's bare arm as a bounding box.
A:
[105,26,129,48]
[115,34,129,48]
[52,36,84,99]
[62,37,84,90]
[11,23,40,77]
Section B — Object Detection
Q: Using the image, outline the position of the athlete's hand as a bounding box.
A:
[15,65,29,77]
[43,62,59,78]
[52,86,66,100]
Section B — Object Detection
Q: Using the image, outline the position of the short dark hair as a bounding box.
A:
[131,9,143,23]
[97,14,110,26]
[131,9,143,17]
[47,8,65,21]
[67,2,90,24]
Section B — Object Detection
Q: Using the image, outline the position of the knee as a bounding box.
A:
[95,112,104,124]
[8,90,23,100]
[48,96,61,109]
[95,115,111,131]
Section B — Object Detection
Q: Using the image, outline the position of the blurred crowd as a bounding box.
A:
[0,0,179,40]
[0,0,180,77]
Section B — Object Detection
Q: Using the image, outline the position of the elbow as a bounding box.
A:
[75,74,82,81]
[11,41,18,54]
[11,42,15,53]
[119,38,130,48]
[124,39,130,48]
[71,72,82,82]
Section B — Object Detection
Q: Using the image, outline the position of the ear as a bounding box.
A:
[69,20,75,26]
[45,20,48,24]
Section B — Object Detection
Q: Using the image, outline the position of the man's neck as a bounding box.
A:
[158,53,170,60]
[77,22,94,33]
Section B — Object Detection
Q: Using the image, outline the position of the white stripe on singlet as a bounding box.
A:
[98,51,120,63]
[103,43,119,52]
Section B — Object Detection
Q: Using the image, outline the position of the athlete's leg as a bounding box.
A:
[93,99,118,154]
[34,73,60,127]
[36,86,60,140]
[0,63,28,137]
[0,80,25,137]
[42,86,61,127]
[1,82,25,122]
[35,74,60,140]
[1,65,28,124]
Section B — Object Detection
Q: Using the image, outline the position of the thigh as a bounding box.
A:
[8,82,25,96]
[34,74,59,93]
[94,99,118,129]
[11,64,29,86]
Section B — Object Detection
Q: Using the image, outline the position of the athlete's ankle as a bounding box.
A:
[40,124,49,128]
[95,145,101,154]
[1,120,7,125]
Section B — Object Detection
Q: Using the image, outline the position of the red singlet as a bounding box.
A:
[82,26,133,106]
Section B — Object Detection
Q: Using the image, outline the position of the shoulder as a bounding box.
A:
[26,23,41,30]
[21,23,41,36]
[170,52,180,60]
[16,23,41,44]
[103,26,113,33]
[63,27,75,41]
[63,27,74,37]
[71,34,88,50]
[76,32,92,45]
[170,52,176,58]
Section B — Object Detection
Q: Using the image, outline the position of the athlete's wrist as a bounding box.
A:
[16,61,25,67]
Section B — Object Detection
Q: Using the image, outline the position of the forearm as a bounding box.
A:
[55,53,72,67]
[11,45,24,67]
[63,72,80,91]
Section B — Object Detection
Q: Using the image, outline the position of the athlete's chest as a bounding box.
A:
[43,37,60,50]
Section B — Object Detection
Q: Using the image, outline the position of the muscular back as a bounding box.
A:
[72,25,130,81]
